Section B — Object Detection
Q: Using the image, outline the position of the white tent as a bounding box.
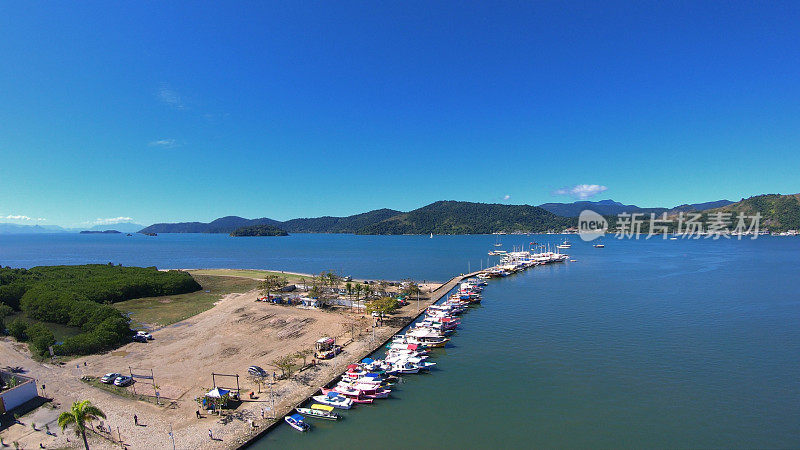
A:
[206,387,230,398]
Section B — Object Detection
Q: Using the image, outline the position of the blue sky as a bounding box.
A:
[1,1,799,227]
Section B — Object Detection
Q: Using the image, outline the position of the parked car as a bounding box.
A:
[248,365,267,377]
[132,334,148,343]
[101,373,122,384]
[136,330,154,340]
[113,375,133,387]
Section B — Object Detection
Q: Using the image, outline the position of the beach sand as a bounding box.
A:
[0,280,443,449]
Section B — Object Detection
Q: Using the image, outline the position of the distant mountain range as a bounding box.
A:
[0,222,144,234]
[3,195,797,236]
[139,198,747,235]
[86,223,144,233]
[139,201,571,235]
[0,223,73,234]
[537,199,734,217]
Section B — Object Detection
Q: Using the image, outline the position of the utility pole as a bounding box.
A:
[270,372,275,419]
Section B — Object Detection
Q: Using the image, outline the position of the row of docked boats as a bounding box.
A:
[478,244,569,278]
[285,277,488,432]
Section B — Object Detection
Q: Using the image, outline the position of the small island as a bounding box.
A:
[79,230,121,234]
[230,224,289,237]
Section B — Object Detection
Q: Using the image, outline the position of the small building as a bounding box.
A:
[0,371,38,414]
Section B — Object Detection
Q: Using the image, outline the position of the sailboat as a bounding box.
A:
[430,233,433,239]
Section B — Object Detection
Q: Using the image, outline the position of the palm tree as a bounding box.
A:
[58,400,106,450]
[354,283,363,310]
[345,282,353,311]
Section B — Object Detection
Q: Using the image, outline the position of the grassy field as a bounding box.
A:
[187,268,311,283]
[114,274,260,328]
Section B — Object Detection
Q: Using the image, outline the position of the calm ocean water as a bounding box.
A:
[2,233,799,447]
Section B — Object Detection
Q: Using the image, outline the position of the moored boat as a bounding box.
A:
[285,413,311,431]
[295,404,340,421]
[312,392,354,409]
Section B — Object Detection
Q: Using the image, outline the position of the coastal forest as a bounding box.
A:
[0,264,201,356]
[230,224,289,236]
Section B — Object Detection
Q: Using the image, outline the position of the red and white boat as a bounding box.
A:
[320,387,374,403]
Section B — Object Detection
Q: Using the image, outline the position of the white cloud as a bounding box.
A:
[553,184,608,200]
[149,139,178,148]
[503,194,511,200]
[5,214,32,221]
[94,217,135,225]
[158,83,185,109]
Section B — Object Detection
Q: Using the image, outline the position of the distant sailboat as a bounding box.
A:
[430,233,433,239]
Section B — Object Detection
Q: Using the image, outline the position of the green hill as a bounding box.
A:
[705,193,800,231]
[282,208,401,233]
[357,201,573,235]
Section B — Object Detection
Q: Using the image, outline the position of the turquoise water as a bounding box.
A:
[2,234,799,447]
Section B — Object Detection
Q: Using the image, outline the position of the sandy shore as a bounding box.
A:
[0,276,450,449]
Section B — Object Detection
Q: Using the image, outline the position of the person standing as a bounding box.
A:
[208,429,213,440]
[133,414,138,426]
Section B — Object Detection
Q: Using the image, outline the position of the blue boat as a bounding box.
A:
[285,413,311,432]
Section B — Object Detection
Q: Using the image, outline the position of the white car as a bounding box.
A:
[136,331,153,340]
[114,375,133,387]
[101,373,121,384]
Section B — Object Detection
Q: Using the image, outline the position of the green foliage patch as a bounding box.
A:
[0,264,201,355]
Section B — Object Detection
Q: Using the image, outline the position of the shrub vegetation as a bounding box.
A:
[0,264,201,355]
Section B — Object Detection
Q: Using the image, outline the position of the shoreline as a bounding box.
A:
[0,268,461,450]
[179,268,444,285]
[237,271,481,448]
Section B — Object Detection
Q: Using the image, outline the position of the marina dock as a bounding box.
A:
[240,271,482,447]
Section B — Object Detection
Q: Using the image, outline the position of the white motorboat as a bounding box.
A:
[312,392,354,409]
[285,413,311,431]
[387,361,421,374]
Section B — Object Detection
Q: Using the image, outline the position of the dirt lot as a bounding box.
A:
[0,279,445,449]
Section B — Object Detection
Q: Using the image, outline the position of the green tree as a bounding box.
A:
[57,400,106,450]
[345,282,354,311]
[402,281,421,298]
[26,323,55,356]
[8,320,27,341]
[259,274,288,300]
[326,271,340,290]
[295,348,313,367]
[272,354,296,378]
[365,297,400,326]
[247,374,265,394]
